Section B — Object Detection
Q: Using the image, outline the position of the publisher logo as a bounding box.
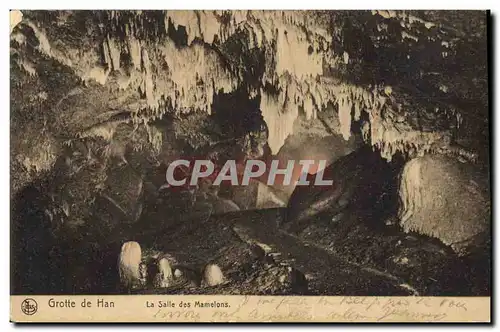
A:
[21,298,38,315]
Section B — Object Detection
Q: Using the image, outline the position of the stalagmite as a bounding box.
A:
[202,263,224,287]
[118,241,142,290]
[153,257,174,288]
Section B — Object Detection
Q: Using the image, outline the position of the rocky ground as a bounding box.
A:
[29,200,488,296]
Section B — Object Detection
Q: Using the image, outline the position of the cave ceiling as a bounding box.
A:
[10,10,489,192]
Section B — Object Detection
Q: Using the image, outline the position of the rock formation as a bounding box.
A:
[118,241,142,289]
[152,257,174,288]
[202,263,225,287]
[398,154,490,255]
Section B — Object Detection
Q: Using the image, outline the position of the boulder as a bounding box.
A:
[398,154,490,255]
[229,180,259,210]
[255,182,287,209]
[210,197,241,215]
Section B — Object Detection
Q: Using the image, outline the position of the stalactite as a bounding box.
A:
[11,10,474,163]
[338,94,352,140]
[260,89,299,154]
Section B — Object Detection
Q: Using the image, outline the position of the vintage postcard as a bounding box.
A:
[10,9,491,323]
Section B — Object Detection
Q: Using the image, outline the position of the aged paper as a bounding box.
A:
[10,10,490,323]
[10,296,491,322]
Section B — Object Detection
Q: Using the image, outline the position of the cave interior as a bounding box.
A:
[10,10,490,296]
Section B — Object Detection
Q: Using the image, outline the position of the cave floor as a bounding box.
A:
[61,206,489,296]
[133,208,413,295]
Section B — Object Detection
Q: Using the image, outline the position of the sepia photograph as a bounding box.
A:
[9,9,491,322]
